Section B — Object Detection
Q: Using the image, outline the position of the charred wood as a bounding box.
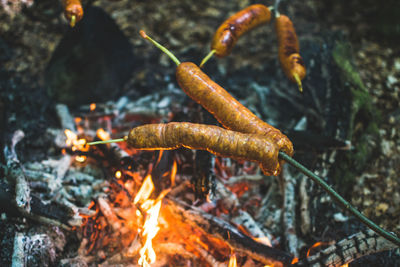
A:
[294,229,399,267]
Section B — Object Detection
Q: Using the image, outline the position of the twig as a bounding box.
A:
[279,151,400,247]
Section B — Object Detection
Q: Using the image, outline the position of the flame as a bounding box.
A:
[340,264,348,267]
[75,155,87,163]
[115,171,122,179]
[96,128,111,141]
[170,160,177,187]
[134,175,154,205]
[90,103,96,111]
[64,129,89,162]
[253,236,272,247]
[291,257,299,264]
[228,252,237,267]
[133,174,168,266]
[138,198,162,265]
[307,241,330,257]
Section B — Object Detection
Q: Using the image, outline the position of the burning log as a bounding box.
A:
[165,198,294,266]
[232,210,273,247]
[294,229,399,267]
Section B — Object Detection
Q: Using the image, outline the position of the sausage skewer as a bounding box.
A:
[88,123,280,176]
[200,4,272,67]
[275,13,306,92]
[61,0,84,27]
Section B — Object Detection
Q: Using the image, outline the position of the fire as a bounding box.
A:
[96,128,111,141]
[134,175,154,205]
[90,103,96,111]
[341,264,349,267]
[306,241,330,257]
[170,160,177,187]
[133,174,168,266]
[228,252,237,267]
[115,171,122,179]
[138,198,162,265]
[64,129,89,162]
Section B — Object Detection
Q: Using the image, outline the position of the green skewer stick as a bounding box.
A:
[279,151,400,247]
[87,138,125,146]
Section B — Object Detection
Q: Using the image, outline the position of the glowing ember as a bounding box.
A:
[228,252,237,267]
[90,103,96,111]
[96,128,111,141]
[306,241,329,257]
[115,171,122,179]
[75,155,87,163]
[340,264,349,267]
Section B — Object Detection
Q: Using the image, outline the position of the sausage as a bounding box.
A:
[275,14,306,92]
[62,0,83,27]
[127,122,280,176]
[211,4,272,58]
[176,62,293,159]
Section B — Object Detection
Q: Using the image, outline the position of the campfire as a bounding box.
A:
[3,89,396,267]
[1,1,399,266]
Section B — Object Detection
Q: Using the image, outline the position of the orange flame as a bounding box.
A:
[228,252,237,267]
[96,128,111,141]
[115,171,122,179]
[134,175,154,205]
[64,129,89,162]
[340,264,349,267]
[307,241,329,257]
[90,103,96,111]
[170,160,177,187]
[291,257,299,264]
[134,174,168,266]
[138,198,162,265]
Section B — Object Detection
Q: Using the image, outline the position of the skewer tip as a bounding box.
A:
[199,50,216,68]
[139,30,148,39]
[70,15,76,27]
[293,74,303,93]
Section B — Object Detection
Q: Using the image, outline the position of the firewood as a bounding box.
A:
[294,229,399,267]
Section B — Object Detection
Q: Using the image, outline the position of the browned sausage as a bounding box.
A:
[127,122,280,176]
[176,62,293,161]
[211,4,272,58]
[62,0,83,27]
[276,14,306,92]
